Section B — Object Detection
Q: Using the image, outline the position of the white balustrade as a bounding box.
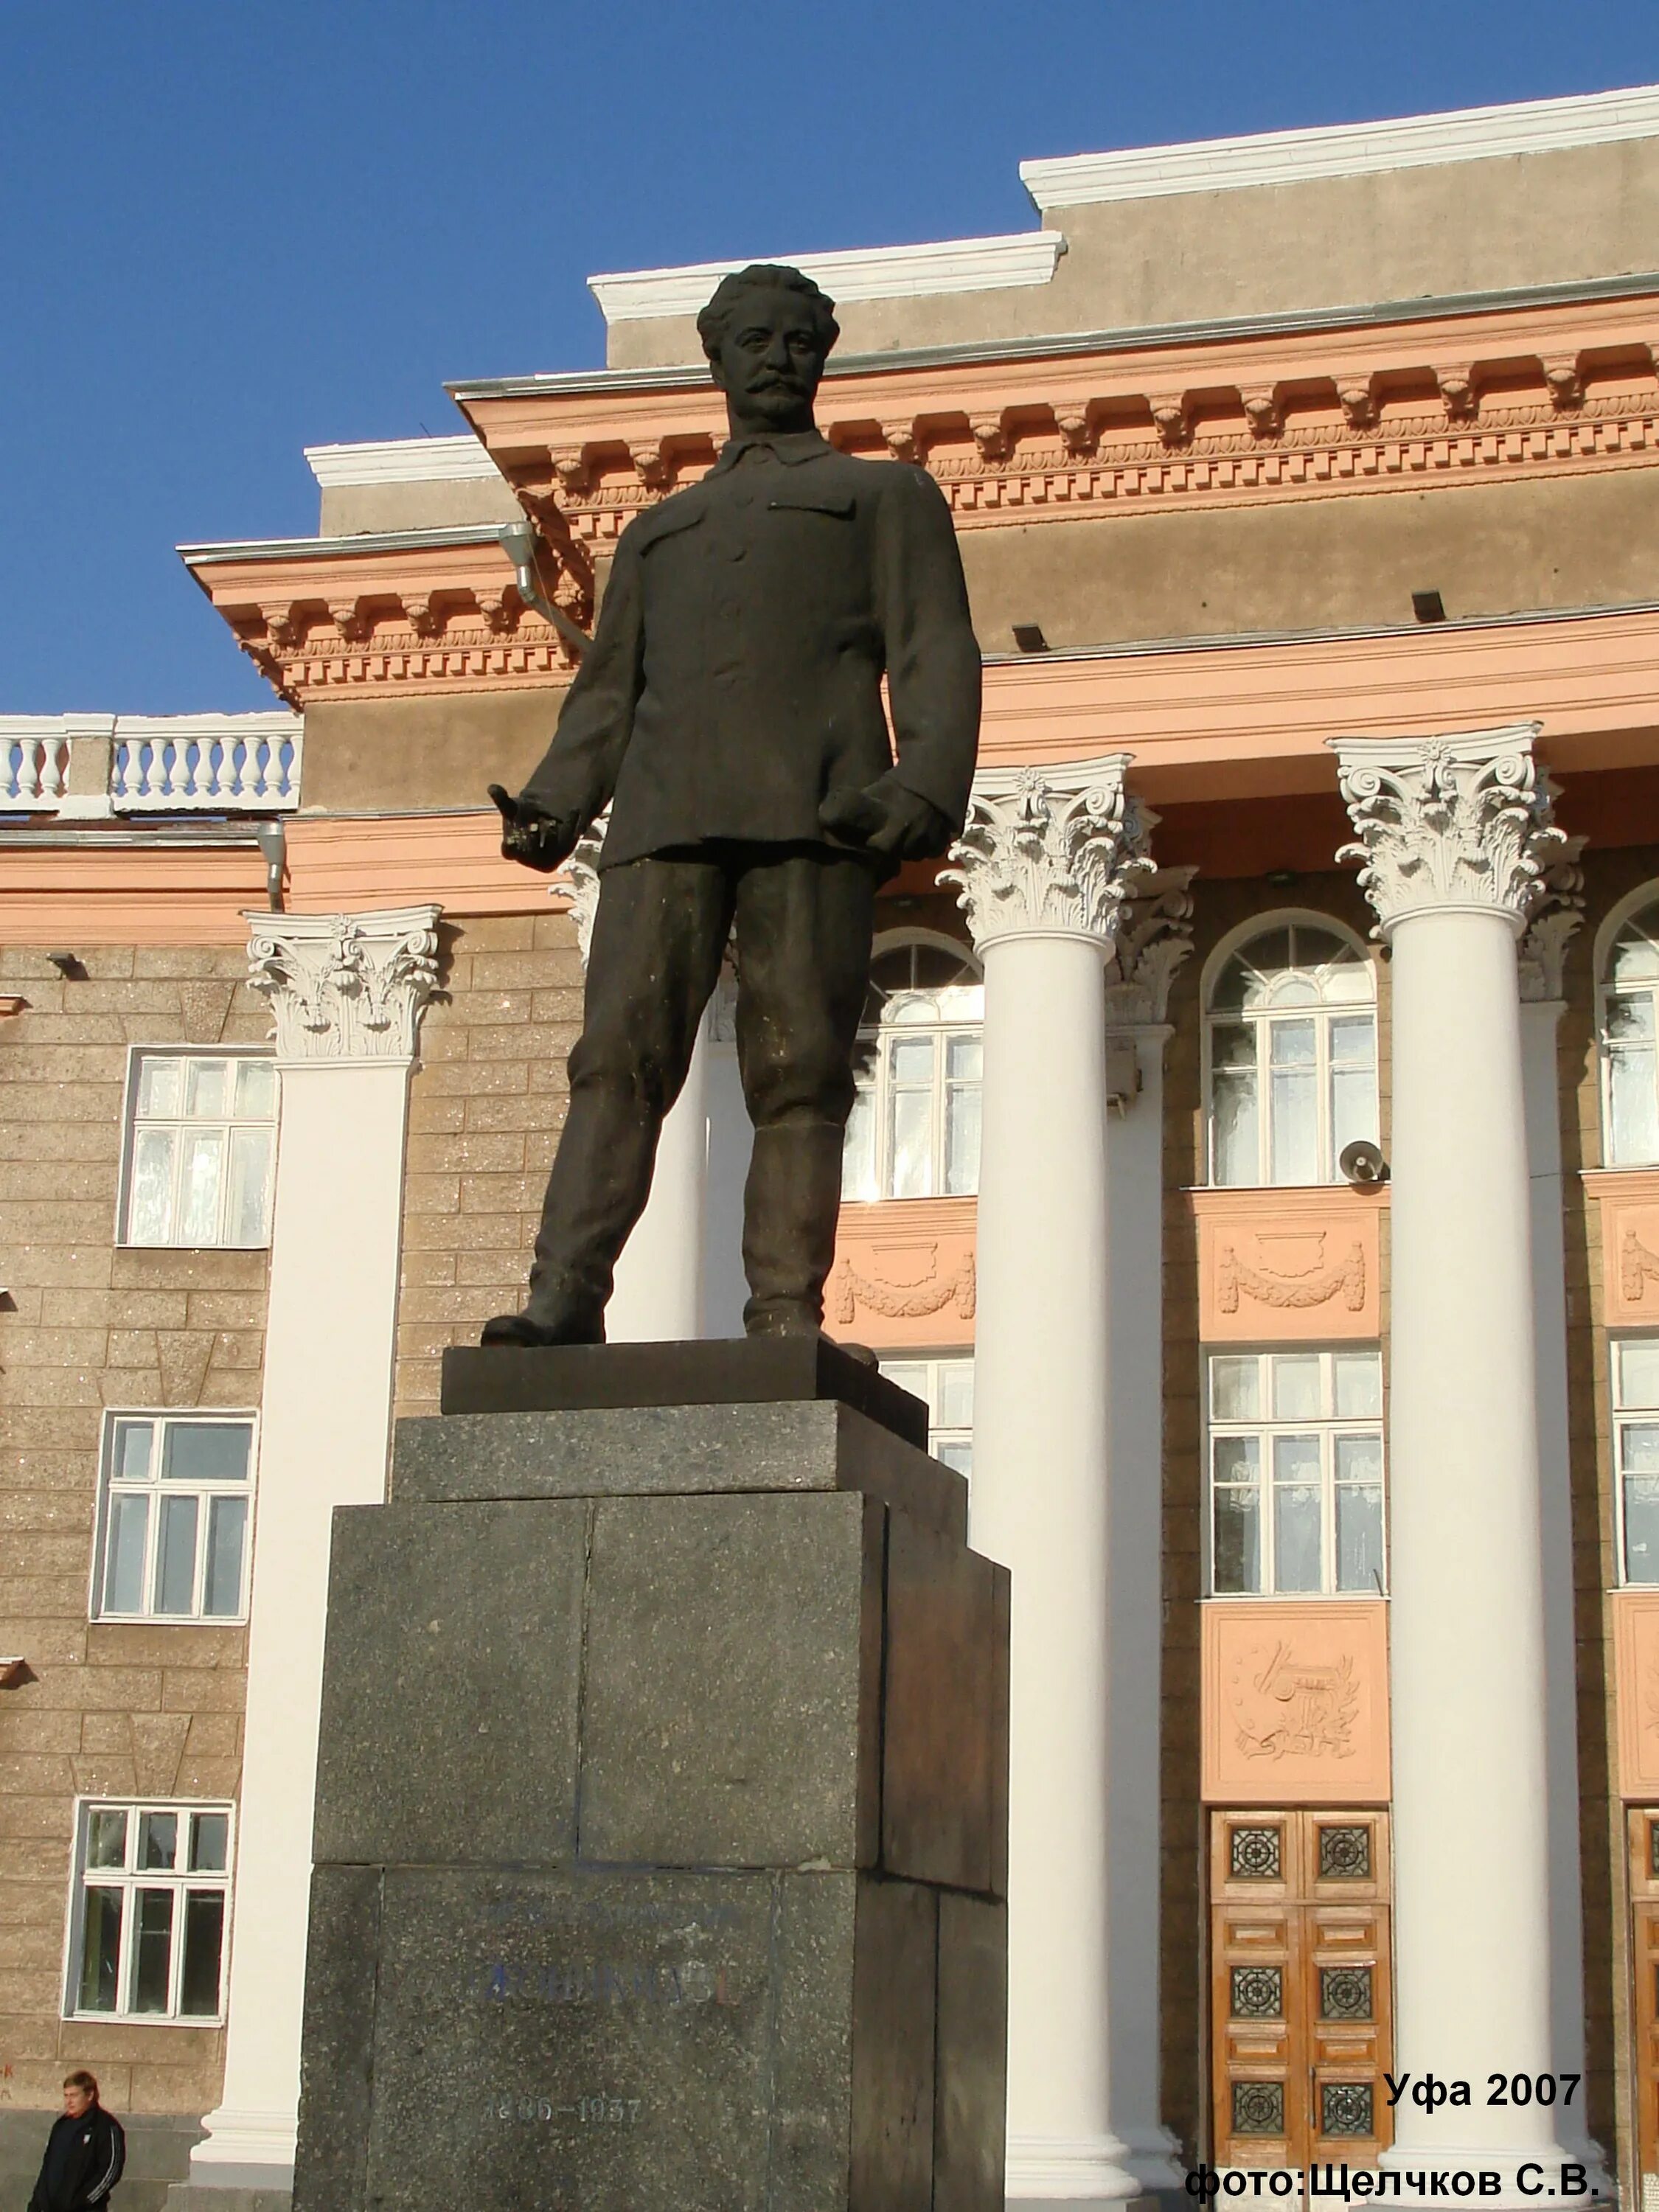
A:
[0,713,302,818]
[1,726,69,809]
[111,714,302,811]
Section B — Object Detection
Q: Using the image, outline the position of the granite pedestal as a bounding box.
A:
[291,1340,1009,2212]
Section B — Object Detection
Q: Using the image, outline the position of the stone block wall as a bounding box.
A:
[393,912,584,1412]
[0,945,268,2126]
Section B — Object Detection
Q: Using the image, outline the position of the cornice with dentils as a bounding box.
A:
[452,274,1659,552]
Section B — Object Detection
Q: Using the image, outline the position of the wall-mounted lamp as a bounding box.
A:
[1411,590,1447,624]
[1012,623,1049,653]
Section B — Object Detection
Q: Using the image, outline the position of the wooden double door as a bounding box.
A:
[1211,1808,1394,2169]
[1628,1809,1659,2191]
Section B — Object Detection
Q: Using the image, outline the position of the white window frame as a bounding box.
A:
[877,1353,975,1474]
[1201,914,1379,1190]
[116,1045,278,1250]
[90,1410,258,1624]
[62,1798,234,2025]
[1596,885,1659,1169]
[1203,1346,1388,1599]
[844,933,984,1203]
[1612,1334,1659,1586]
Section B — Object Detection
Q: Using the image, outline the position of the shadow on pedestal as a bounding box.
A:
[292,1339,1010,2212]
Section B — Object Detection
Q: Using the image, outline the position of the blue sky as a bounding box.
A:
[4,0,1659,713]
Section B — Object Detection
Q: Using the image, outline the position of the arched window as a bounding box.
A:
[1206,920,1378,1188]
[1602,896,1659,1166]
[842,937,984,1202]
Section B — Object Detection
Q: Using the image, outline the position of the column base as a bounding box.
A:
[184,2105,295,2195]
[1377,2143,1611,2209]
[1119,2122,1189,2194]
[165,2188,291,2212]
[1007,2132,1166,2204]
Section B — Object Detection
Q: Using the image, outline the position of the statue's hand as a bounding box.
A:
[818,774,954,862]
[488,784,582,874]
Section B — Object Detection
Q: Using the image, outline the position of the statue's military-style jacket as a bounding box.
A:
[520,428,983,869]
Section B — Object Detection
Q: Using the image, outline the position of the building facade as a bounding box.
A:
[8,78,1659,2211]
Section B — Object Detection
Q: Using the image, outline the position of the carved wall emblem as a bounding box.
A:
[1613,1589,1659,1800]
[1591,1178,1659,1325]
[1202,1600,1388,1804]
[1624,1225,1659,1307]
[1228,1638,1360,1763]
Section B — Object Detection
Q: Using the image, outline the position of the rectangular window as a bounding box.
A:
[65,1801,232,2023]
[93,1414,255,1621]
[877,1354,974,1475]
[1615,1338,1659,1584]
[120,1051,276,1248]
[1206,1349,1385,1596]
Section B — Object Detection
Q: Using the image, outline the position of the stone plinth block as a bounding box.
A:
[293,1342,1009,2212]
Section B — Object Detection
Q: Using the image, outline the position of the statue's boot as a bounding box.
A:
[740,1121,874,1366]
[479,1304,604,1349]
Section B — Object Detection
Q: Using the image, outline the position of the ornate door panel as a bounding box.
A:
[1627,1809,1659,2193]
[1212,1809,1394,2169]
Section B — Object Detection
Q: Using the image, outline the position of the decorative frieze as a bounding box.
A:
[944,754,1155,950]
[243,905,441,1064]
[1332,723,1568,933]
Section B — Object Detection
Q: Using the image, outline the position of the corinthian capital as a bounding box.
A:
[244,905,441,1065]
[555,809,610,969]
[1105,864,1198,1027]
[943,756,1155,952]
[1331,725,1567,934]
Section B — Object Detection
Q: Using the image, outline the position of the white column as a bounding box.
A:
[608,1026,709,1340]
[700,976,753,1338]
[556,836,720,1342]
[1517,869,1593,2147]
[947,759,1178,2210]
[1102,872,1196,2198]
[1333,731,1604,2202]
[187,907,439,2196]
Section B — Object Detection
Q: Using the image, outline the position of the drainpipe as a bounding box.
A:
[254,820,286,911]
[499,520,591,661]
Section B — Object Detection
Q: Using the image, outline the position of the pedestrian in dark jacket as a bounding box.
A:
[27,2072,124,2211]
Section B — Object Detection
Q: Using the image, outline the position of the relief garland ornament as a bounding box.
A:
[1332,725,1568,933]
[1217,1239,1366,1315]
[830,1248,975,1326]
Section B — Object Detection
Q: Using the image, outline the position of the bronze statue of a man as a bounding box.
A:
[482,262,982,1347]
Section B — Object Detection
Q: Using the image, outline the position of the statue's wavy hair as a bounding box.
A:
[695,263,840,363]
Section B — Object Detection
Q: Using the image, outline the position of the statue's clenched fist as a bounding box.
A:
[817,770,955,863]
[488,783,583,874]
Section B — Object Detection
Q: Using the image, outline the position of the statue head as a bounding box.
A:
[697,263,840,436]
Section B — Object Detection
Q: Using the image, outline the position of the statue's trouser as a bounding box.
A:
[525,839,878,1336]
